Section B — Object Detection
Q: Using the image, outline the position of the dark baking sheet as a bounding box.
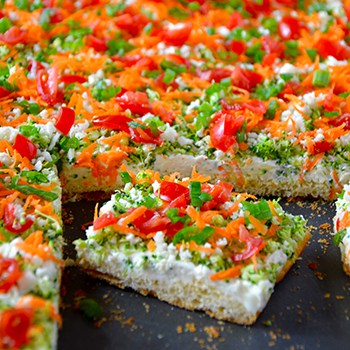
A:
[58,199,350,349]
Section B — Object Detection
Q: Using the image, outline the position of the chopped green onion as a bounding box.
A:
[0,64,8,78]
[173,225,215,245]
[142,69,161,79]
[246,43,262,56]
[59,136,80,151]
[39,9,52,31]
[217,50,238,62]
[306,48,317,62]
[91,81,120,102]
[297,0,306,10]
[0,17,12,34]
[11,183,59,202]
[143,195,157,209]
[148,119,160,136]
[312,70,330,88]
[205,79,231,95]
[106,3,125,17]
[280,73,293,82]
[19,125,39,138]
[120,172,132,184]
[163,68,176,85]
[236,120,247,143]
[160,59,187,74]
[168,7,190,20]
[324,111,339,117]
[254,80,284,101]
[188,1,200,11]
[14,0,29,10]
[339,91,350,98]
[242,200,272,220]
[264,100,279,120]
[199,192,213,202]
[189,181,213,207]
[333,229,347,246]
[285,40,299,58]
[262,18,278,34]
[143,23,153,35]
[21,171,49,184]
[189,181,202,207]
[128,121,146,130]
[166,208,190,224]
[206,27,216,35]
[107,38,135,56]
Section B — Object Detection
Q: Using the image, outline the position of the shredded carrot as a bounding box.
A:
[120,206,148,226]
[16,231,63,264]
[147,239,156,252]
[246,214,268,235]
[210,264,244,281]
[186,206,206,229]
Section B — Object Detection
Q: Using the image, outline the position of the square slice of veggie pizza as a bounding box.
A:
[75,169,310,325]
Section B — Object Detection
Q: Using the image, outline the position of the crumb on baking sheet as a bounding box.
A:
[185,322,197,333]
[143,302,150,313]
[204,326,220,339]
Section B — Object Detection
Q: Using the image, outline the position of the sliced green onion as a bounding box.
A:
[149,119,160,136]
[128,121,146,130]
[106,3,125,17]
[163,68,176,85]
[189,181,202,207]
[143,23,153,35]
[312,70,330,88]
[173,225,215,245]
[262,18,278,34]
[39,9,52,31]
[217,50,238,62]
[12,184,59,202]
[265,100,279,120]
[14,0,29,10]
[160,60,187,74]
[333,229,347,246]
[206,27,216,35]
[324,111,339,117]
[339,91,350,98]
[59,136,80,151]
[236,120,247,143]
[0,17,12,34]
[188,1,200,11]
[143,195,157,209]
[21,171,49,185]
[306,48,317,62]
[280,73,293,82]
[242,200,272,220]
[166,208,190,224]
[205,79,230,96]
[120,172,132,184]
[168,7,190,20]
[285,40,299,58]
[199,192,213,202]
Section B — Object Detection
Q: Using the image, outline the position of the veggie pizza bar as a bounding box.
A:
[0,0,350,348]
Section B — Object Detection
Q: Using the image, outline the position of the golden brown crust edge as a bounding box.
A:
[83,269,259,325]
[342,254,350,277]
